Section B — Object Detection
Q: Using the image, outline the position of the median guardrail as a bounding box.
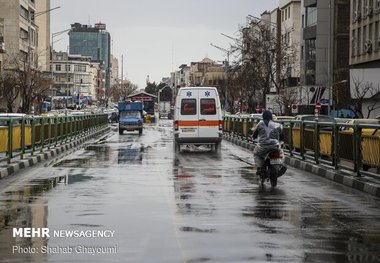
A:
[0,114,108,164]
[223,115,380,178]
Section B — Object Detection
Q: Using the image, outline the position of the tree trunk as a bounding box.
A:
[7,102,13,113]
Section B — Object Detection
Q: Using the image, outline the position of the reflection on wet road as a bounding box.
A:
[0,120,379,262]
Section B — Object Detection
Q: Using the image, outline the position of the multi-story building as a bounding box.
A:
[178,64,191,87]
[35,0,50,72]
[189,58,224,86]
[110,55,119,87]
[0,0,51,111]
[300,0,350,115]
[51,51,102,107]
[350,0,380,118]
[169,59,224,101]
[280,0,301,87]
[68,23,111,90]
[0,0,50,68]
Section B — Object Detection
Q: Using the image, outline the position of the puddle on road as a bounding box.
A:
[0,176,68,261]
[117,144,144,164]
[0,176,65,240]
[55,143,146,167]
[65,173,94,184]
[53,144,112,168]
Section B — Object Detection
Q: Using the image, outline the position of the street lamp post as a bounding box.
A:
[210,43,230,114]
[28,6,61,64]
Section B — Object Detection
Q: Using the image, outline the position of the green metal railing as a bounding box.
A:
[223,116,380,178]
[0,114,108,164]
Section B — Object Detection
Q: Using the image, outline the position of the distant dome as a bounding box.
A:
[201,57,215,64]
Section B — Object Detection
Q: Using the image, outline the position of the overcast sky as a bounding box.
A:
[51,0,278,89]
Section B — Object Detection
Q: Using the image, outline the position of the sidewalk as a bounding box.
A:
[224,135,380,198]
[0,127,110,179]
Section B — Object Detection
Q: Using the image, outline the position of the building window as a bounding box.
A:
[375,21,379,51]
[352,30,356,56]
[305,39,316,85]
[363,26,367,53]
[74,65,86,72]
[65,64,71,72]
[20,28,28,40]
[358,27,362,55]
[20,5,29,20]
[306,6,317,27]
[56,64,61,71]
[358,0,363,11]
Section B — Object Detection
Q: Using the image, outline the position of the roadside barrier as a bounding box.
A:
[223,116,380,178]
[0,114,108,164]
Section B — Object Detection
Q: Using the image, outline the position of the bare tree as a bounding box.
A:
[0,69,21,113]
[1,53,51,113]
[109,80,138,102]
[351,75,380,118]
[226,18,298,114]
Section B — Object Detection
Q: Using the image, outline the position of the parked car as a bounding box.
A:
[0,113,29,126]
[294,115,336,130]
[339,119,380,135]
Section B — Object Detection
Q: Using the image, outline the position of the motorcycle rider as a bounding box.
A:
[251,110,287,177]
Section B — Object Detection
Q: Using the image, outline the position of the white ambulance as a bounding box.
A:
[173,87,223,152]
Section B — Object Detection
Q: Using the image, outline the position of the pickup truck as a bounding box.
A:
[118,101,144,135]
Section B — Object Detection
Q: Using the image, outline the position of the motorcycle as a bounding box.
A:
[248,130,287,187]
[256,144,286,187]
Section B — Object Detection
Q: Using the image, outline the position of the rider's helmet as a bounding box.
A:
[262,110,273,121]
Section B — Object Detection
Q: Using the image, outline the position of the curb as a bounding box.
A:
[224,134,380,197]
[0,126,110,180]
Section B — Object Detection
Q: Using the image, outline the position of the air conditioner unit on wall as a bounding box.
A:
[365,6,373,17]
[354,10,362,21]
[364,40,373,53]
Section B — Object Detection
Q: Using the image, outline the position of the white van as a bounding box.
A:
[173,87,223,151]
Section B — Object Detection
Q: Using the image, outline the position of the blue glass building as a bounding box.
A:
[69,23,111,89]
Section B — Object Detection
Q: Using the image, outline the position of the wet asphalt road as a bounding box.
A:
[0,119,380,263]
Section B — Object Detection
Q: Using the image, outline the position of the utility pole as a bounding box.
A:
[210,43,230,114]
[121,54,124,100]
